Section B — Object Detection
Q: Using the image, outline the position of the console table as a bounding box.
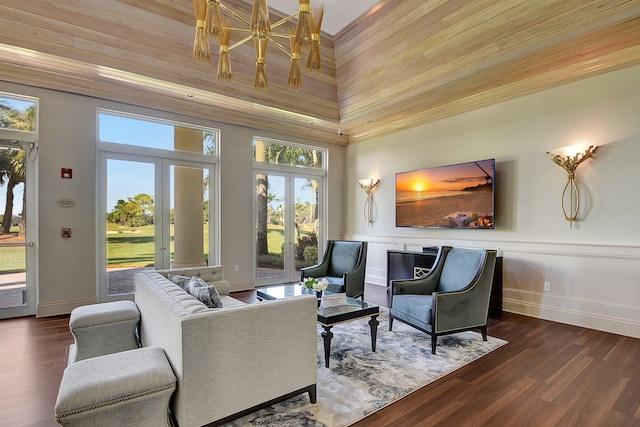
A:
[386,248,503,317]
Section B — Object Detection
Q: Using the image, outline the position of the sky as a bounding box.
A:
[99,114,314,212]
[396,159,494,193]
[1,112,313,217]
[101,114,188,212]
[0,96,34,216]
[0,182,24,216]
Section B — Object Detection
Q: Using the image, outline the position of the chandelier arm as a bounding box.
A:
[271,14,296,29]
[217,3,251,27]
[268,37,293,58]
[269,31,295,38]
[228,34,253,51]
[226,27,251,33]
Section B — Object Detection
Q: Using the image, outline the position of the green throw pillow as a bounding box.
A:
[186,276,223,308]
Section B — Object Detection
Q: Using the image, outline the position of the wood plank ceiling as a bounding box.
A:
[1,0,639,145]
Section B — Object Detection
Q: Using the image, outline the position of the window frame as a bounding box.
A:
[0,92,39,144]
[252,136,328,285]
[96,109,221,300]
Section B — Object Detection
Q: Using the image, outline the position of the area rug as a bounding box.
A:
[225,308,507,427]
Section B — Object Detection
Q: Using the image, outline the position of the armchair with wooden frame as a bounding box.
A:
[300,240,368,299]
[389,246,497,354]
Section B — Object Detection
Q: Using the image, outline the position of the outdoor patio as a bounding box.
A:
[0,272,26,308]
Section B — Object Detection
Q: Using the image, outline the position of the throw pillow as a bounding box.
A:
[186,276,223,308]
[167,274,192,289]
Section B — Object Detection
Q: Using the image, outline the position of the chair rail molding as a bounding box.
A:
[345,233,640,339]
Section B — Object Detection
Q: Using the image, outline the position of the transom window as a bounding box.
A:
[0,93,38,145]
[98,111,217,155]
[253,138,324,169]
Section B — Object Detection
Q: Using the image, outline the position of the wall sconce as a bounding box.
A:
[358,178,380,226]
[546,145,598,228]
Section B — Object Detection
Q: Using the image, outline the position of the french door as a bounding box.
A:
[98,152,215,301]
[0,142,36,318]
[255,169,322,285]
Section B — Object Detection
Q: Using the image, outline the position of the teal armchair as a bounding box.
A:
[301,240,368,298]
[389,246,497,354]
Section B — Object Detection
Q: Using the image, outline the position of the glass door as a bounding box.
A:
[101,155,160,299]
[167,163,213,268]
[293,176,320,278]
[255,171,320,285]
[0,143,36,318]
[99,154,215,300]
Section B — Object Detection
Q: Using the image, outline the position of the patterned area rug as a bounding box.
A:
[225,308,507,427]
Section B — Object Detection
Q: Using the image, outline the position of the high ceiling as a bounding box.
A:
[1,0,639,145]
[266,0,382,36]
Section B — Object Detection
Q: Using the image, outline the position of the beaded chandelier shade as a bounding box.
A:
[192,0,323,91]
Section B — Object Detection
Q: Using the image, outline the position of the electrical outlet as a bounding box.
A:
[234,264,239,272]
[544,281,551,292]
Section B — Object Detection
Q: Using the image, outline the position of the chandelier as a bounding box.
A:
[192,0,324,91]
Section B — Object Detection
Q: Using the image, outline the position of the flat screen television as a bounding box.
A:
[396,158,495,229]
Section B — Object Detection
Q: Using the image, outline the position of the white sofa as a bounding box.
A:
[134,268,318,427]
[155,266,233,300]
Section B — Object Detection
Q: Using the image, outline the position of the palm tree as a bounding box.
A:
[0,103,33,235]
[0,150,25,235]
[0,150,14,232]
[254,141,321,257]
[255,140,269,256]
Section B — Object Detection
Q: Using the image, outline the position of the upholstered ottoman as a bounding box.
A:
[55,346,176,427]
[69,300,140,363]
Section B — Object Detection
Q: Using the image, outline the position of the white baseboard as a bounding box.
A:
[37,297,97,317]
[366,273,386,287]
[504,298,640,339]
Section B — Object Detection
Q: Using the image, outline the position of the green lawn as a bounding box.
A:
[107,224,156,267]
[0,246,26,273]
[106,223,210,268]
[0,226,26,273]
[265,224,315,254]
[267,225,285,254]
[1,223,314,273]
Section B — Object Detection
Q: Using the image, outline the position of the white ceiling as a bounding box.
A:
[265,0,382,36]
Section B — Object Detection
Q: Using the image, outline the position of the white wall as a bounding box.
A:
[345,65,640,339]
[0,80,345,315]
[3,65,639,337]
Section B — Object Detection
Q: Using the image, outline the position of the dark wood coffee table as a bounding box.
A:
[257,284,380,368]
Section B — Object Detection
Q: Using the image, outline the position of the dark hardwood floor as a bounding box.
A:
[2,284,639,427]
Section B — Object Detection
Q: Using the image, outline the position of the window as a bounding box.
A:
[98,110,217,155]
[97,110,219,299]
[253,138,326,285]
[0,92,38,318]
[253,138,324,168]
[0,92,38,145]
